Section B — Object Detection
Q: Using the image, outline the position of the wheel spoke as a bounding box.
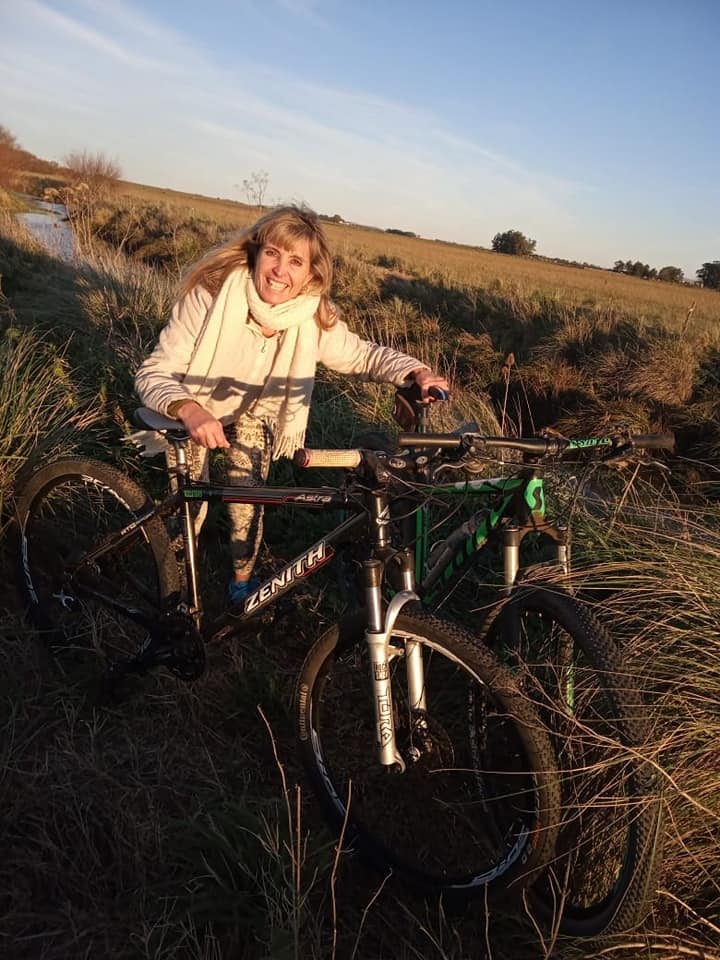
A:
[298,612,560,894]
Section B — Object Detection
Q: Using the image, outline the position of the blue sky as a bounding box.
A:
[1,0,718,277]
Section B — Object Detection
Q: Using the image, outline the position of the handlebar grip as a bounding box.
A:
[631,433,675,451]
[294,448,363,469]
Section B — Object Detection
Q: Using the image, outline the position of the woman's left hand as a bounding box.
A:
[411,367,451,400]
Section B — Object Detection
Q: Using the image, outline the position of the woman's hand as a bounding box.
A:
[411,368,451,401]
[177,401,230,449]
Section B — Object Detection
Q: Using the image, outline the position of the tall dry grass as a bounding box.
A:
[550,476,720,954]
[0,232,103,520]
[1,196,719,958]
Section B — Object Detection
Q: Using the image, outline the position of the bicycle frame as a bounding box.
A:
[392,397,605,608]
[67,435,424,770]
[401,468,570,607]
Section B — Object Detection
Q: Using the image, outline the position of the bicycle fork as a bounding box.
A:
[363,551,425,773]
[501,522,572,594]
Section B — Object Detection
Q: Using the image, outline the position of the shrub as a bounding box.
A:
[64,149,122,197]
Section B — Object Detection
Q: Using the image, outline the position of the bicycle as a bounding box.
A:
[15,405,561,902]
[295,384,673,936]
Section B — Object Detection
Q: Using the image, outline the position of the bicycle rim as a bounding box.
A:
[298,613,555,893]
[19,465,175,670]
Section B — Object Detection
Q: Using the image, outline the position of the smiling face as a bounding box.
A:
[253,239,314,306]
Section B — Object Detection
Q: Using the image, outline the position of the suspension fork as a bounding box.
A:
[501,522,572,593]
[363,549,424,772]
[500,521,575,705]
[395,549,428,713]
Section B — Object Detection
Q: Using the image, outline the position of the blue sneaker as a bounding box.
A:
[228,577,261,605]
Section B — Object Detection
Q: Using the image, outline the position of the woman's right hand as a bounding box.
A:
[177,401,230,449]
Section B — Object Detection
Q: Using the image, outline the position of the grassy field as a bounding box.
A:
[104,176,720,335]
[1,183,719,959]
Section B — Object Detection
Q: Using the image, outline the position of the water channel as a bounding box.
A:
[15,198,77,263]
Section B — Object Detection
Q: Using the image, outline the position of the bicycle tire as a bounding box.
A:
[16,457,180,671]
[480,585,663,936]
[296,609,561,896]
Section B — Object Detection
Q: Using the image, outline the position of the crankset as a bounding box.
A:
[103,610,206,691]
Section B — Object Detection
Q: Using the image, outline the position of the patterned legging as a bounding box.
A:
[166,414,272,579]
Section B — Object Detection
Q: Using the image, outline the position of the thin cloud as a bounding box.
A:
[430,128,588,196]
[274,0,330,27]
[2,1,583,259]
[71,0,205,61]
[22,0,181,74]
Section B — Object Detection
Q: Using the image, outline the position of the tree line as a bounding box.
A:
[613,260,684,283]
[614,258,720,289]
[491,227,720,290]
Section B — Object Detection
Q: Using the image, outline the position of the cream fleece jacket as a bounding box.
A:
[135,285,427,421]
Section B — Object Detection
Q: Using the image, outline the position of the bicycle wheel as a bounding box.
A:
[480,586,663,936]
[16,458,180,672]
[296,610,560,895]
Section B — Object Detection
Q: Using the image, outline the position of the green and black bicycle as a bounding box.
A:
[296,383,672,936]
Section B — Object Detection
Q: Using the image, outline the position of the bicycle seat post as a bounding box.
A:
[169,436,202,618]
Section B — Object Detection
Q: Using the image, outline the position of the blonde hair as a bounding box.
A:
[181,205,337,329]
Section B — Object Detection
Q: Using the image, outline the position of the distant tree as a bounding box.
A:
[64,149,122,197]
[696,261,720,289]
[386,227,418,238]
[0,124,22,188]
[242,170,269,208]
[0,124,19,149]
[625,260,657,279]
[43,149,122,249]
[492,229,536,256]
[657,266,684,284]
[613,260,626,272]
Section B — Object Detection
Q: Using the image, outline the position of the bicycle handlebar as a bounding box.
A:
[294,432,674,473]
[397,431,675,455]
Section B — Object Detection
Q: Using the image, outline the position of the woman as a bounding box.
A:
[135,205,449,604]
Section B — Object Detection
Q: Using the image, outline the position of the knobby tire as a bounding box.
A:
[16,457,179,675]
[480,585,663,937]
[296,610,561,897]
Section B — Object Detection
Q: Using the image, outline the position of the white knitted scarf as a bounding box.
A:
[214,269,321,459]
